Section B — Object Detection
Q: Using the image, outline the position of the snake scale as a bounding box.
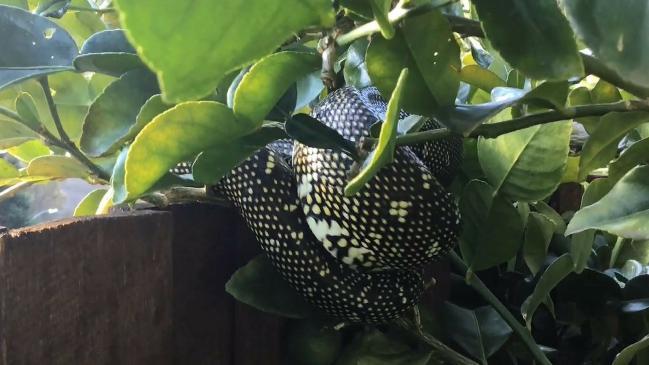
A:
[199,86,461,323]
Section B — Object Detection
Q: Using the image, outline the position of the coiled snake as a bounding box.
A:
[214,86,462,323]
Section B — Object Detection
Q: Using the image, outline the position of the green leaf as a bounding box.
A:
[460,180,524,271]
[225,255,313,318]
[26,155,90,179]
[233,51,320,126]
[478,117,572,202]
[124,101,257,200]
[579,112,649,181]
[80,69,159,157]
[521,253,574,329]
[345,68,407,196]
[0,158,19,178]
[0,5,77,90]
[612,334,649,365]
[73,188,108,217]
[564,0,649,89]
[14,92,41,131]
[442,302,513,364]
[471,0,583,80]
[523,81,570,111]
[344,38,372,89]
[74,29,144,76]
[5,139,51,162]
[296,71,324,110]
[524,213,554,275]
[566,165,649,240]
[336,329,431,365]
[192,122,287,184]
[113,0,334,102]
[285,114,357,160]
[610,136,649,182]
[0,119,39,148]
[458,65,505,93]
[568,87,598,133]
[366,10,460,115]
[532,201,566,234]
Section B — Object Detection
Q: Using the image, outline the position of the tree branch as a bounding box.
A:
[449,252,553,365]
[35,77,111,181]
[394,317,479,365]
[380,100,649,147]
[67,5,115,14]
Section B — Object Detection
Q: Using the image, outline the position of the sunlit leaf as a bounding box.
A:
[366,10,459,115]
[114,0,334,102]
[233,51,320,126]
[26,155,90,178]
[124,101,258,200]
[73,188,108,217]
[524,212,554,275]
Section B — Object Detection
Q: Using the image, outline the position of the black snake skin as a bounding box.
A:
[207,87,461,323]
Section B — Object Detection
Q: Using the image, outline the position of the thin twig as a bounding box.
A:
[449,252,553,365]
[370,100,649,147]
[37,77,110,181]
[393,317,479,365]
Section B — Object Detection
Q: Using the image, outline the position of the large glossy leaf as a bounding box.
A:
[472,0,582,80]
[80,69,159,157]
[192,122,287,185]
[579,112,649,181]
[74,29,144,76]
[458,65,505,93]
[478,117,572,202]
[366,10,459,115]
[225,255,313,318]
[566,165,649,240]
[114,0,334,102]
[124,101,257,200]
[460,180,524,271]
[521,253,574,329]
[233,51,320,126]
[345,68,407,196]
[442,302,512,363]
[564,1,649,90]
[26,155,90,178]
[613,335,649,365]
[0,5,77,90]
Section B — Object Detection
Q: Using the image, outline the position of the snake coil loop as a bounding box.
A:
[215,87,461,323]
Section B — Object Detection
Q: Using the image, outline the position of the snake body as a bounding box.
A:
[213,87,461,323]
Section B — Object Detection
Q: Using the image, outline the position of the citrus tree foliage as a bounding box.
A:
[1,0,649,364]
